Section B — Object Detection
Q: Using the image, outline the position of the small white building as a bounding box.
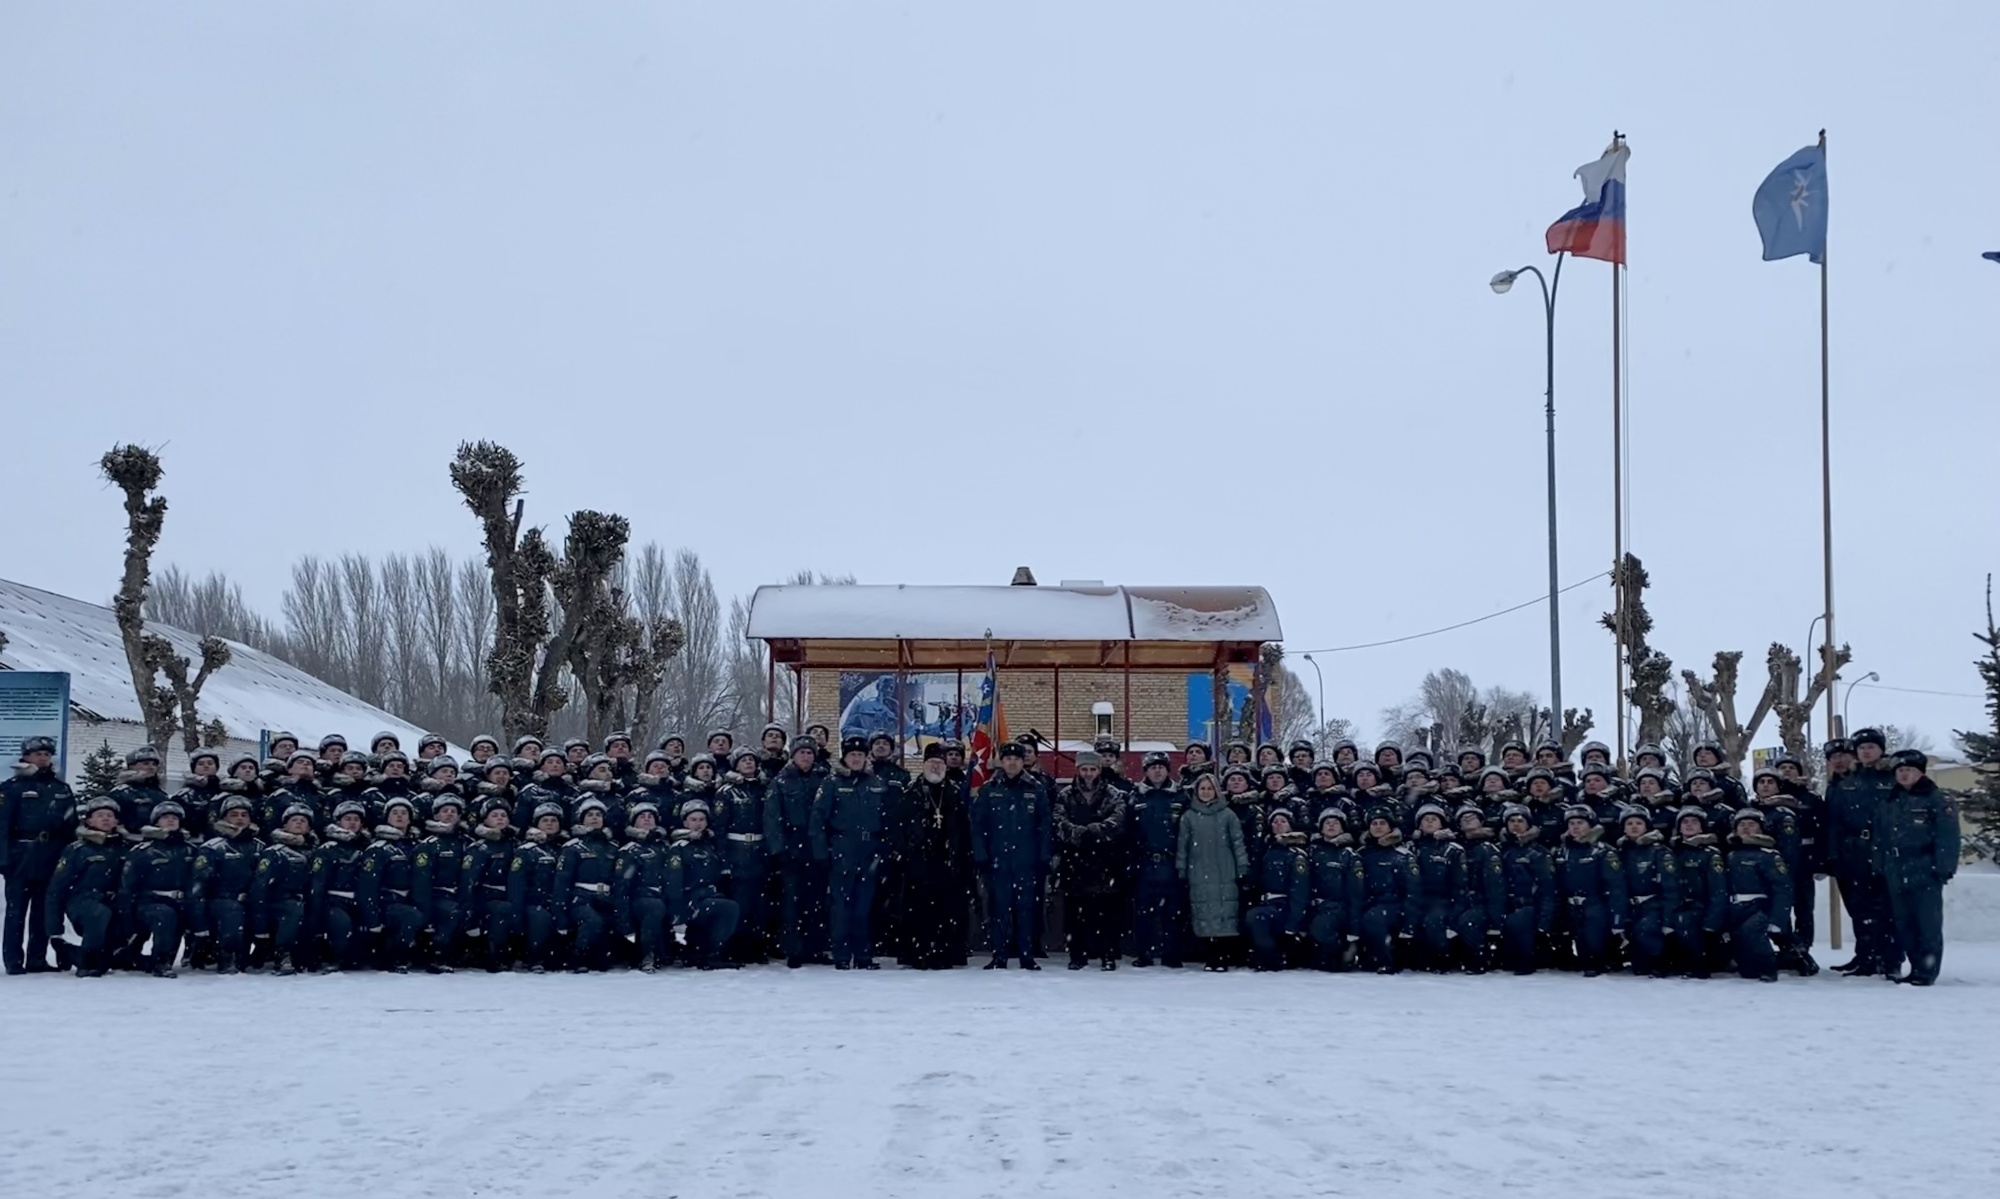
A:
[0,577,442,787]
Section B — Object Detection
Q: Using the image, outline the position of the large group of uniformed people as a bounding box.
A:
[0,720,1959,984]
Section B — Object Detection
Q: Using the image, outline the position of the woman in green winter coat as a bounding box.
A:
[1176,772,1250,972]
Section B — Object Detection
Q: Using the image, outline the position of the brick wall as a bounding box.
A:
[62,718,262,790]
[802,669,1202,749]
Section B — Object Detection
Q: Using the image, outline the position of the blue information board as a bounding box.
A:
[0,671,71,775]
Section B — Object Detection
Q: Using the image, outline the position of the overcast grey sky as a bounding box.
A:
[3,3,1995,748]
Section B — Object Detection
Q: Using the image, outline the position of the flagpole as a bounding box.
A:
[1817,128,1836,740]
[1611,250,1626,769]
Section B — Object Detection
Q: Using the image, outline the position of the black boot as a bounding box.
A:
[1067,958,1087,971]
[1100,958,1117,971]
[274,952,297,977]
[1020,959,1042,971]
[983,957,1007,970]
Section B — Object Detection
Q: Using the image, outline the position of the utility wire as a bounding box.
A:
[1853,682,1983,700]
[1295,572,1611,655]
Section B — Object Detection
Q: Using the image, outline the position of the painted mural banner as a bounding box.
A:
[838,672,976,742]
[1184,665,1266,745]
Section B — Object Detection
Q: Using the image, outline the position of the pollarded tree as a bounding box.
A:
[1603,554,1675,747]
[449,441,556,741]
[100,445,231,755]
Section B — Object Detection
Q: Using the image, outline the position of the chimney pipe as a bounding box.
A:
[1010,566,1037,586]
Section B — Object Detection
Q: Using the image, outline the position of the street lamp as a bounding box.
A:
[1301,653,1325,733]
[1842,671,1879,731]
[1492,260,1566,719]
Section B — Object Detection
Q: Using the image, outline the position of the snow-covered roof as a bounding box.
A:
[0,577,441,753]
[746,584,1281,643]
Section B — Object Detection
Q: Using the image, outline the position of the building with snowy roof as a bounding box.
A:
[746,575,1284,777]
[0,577,441,786]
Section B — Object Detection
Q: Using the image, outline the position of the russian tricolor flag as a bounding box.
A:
[1546,141,1628,264]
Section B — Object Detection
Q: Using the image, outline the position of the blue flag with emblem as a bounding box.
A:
[1752,144,1828,264]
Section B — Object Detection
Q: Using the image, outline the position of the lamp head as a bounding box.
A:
[1489,269,1519,294]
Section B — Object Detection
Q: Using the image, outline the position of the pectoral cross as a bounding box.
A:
[932,804,945,829]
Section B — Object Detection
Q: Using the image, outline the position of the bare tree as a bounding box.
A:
[146,566,281,648]
[455,556,498,735]
[99,445,230,754]
[653,547,730,741]
[414,547,459,729]
[282,556,344,684]
[1376,669,1590,757]
[381,554,422,717]
[341,554,388,707]
[1268,663,1318,746]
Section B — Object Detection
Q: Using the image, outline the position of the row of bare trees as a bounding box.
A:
[147,550,840,749]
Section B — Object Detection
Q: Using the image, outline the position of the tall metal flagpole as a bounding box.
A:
[1612,245,1626,767]
[1818,129,1836,739]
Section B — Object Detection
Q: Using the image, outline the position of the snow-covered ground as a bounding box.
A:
[6,941,1997,1199]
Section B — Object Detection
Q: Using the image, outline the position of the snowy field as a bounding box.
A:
[5,942,1998,1199]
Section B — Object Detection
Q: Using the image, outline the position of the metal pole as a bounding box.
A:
[1818,129,1836,741]
[1611,260,1624,765]
[1542,259,1565,721]
[1803,613,1825,751]
[765,653,776,725]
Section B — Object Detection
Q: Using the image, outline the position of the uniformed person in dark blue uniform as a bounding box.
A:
[1551,805,1625,977]
[508,803,568,973]
[813,736,893,969]
[358,798,425,973]
[251,805,316,974]
[718,747,774,963]
[460,798,518,972]
[1723,808,1794,982]
[1127,754,1184,968]
[768,736,830,969]
[119,800,195,977]
[667,799,741,969]
[2,735,76,974]
[1615,807,1679,977]
[413,794,474,973]
[1668,806,1727,978]
[1355,811,1417,974]
[1406,803,1469,971]
[1496,805,1554,975]
[45,797,127,977]
[1453,805,1506,974]
[1305,808,1362,971]
[1825,732,1897,975]
[109,747,170,847]
[1877,751,1959,986]
[309,801,372,972]
[971,741,1052,970]
[614,802,672,971]
[1243,809,1309,971]
[556,798,620,972]
[190,796,264,974]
